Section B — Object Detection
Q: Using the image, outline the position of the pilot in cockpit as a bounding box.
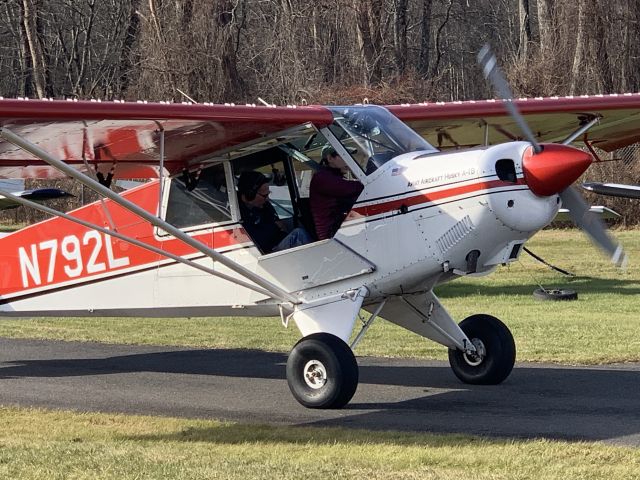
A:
[238,171,312,254]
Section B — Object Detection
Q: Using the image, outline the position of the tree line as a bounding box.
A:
[3,0,640,104]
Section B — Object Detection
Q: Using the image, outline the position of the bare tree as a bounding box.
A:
[393,0,409,74]
[536,0,555,55]
[569,0,586,94]
[117,0,142,96]
[354,0,383,85]
[214,0,243,99]
[518,0,531,58]
[429,0,453,82]
[591,0,613,93]
[21,0,48,98]
[418,0,433,78]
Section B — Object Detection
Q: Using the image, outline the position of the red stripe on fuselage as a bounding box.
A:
[0,180,251,298]
[354,178,527,217]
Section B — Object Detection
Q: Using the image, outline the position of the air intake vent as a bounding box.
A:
[496,159,517,183]
[436,215,476,253]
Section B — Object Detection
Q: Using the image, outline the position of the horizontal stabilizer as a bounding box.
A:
[0,188,73,211]
[554,205,620,222]
[582,182,640,200]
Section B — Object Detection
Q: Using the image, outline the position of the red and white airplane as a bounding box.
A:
[0,50,636,408]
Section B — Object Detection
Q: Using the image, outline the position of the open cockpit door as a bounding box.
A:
[254,238,375,293]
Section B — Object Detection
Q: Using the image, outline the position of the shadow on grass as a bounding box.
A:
[436,276,640,298]
[124,422,495,448]
[1,341,640,444]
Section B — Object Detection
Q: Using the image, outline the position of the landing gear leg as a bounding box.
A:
[448,314,516,384]
[286,333,359,409]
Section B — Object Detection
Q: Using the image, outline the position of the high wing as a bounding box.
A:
[0,99,333,179]
[3,95,640,181]
[388,93,640,152]
[0,188,73,210]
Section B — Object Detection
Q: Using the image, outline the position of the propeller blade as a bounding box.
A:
[560,186,627,267]
[477,44,542,154]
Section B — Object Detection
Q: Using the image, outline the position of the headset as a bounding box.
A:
[238,171,268,201]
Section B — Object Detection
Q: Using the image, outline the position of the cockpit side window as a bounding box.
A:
[165,163,232,229]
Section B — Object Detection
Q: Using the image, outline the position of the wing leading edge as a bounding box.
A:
[582,182,640,199]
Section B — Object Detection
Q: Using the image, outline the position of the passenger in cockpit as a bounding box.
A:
[310,146,364,240]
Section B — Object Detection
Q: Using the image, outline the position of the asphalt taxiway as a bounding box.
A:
[1,338,639,446]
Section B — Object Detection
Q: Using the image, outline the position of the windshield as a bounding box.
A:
[328,105,437,174]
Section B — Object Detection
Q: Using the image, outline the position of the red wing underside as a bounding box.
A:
[0,100,333,179]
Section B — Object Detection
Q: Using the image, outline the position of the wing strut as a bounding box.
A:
[156,122,165,218]
[0,126,300,305]
[561,116,600,145]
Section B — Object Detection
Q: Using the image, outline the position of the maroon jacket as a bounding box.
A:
[310,167,364,240]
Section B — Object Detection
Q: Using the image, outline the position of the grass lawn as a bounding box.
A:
[0,222,23,232]
[1,229,638,364]
[0,407,638,480]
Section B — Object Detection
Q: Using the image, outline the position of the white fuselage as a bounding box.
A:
[0,142,559,318]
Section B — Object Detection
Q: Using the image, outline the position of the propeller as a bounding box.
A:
[478,45,542,154]
[477,44,627,268]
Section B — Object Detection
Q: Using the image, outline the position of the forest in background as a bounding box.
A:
[2,0,640,223]
[3,0,640,103]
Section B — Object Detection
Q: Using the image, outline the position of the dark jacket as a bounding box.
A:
[310,167,364,240]
[239,201,286,253]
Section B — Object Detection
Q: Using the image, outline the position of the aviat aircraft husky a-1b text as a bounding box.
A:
[0,50,636,408]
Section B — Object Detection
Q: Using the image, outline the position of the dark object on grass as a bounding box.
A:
[533,288,578,301]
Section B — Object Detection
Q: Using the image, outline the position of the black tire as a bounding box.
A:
[286,333,359,409]
[448,314,516,385]
[533,287,578,301]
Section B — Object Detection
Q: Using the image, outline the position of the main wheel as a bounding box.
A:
[286,333,359,409]
[448,314,516,385]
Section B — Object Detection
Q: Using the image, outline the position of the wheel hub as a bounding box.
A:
[303,360,327,389]
[462,338,486,366]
